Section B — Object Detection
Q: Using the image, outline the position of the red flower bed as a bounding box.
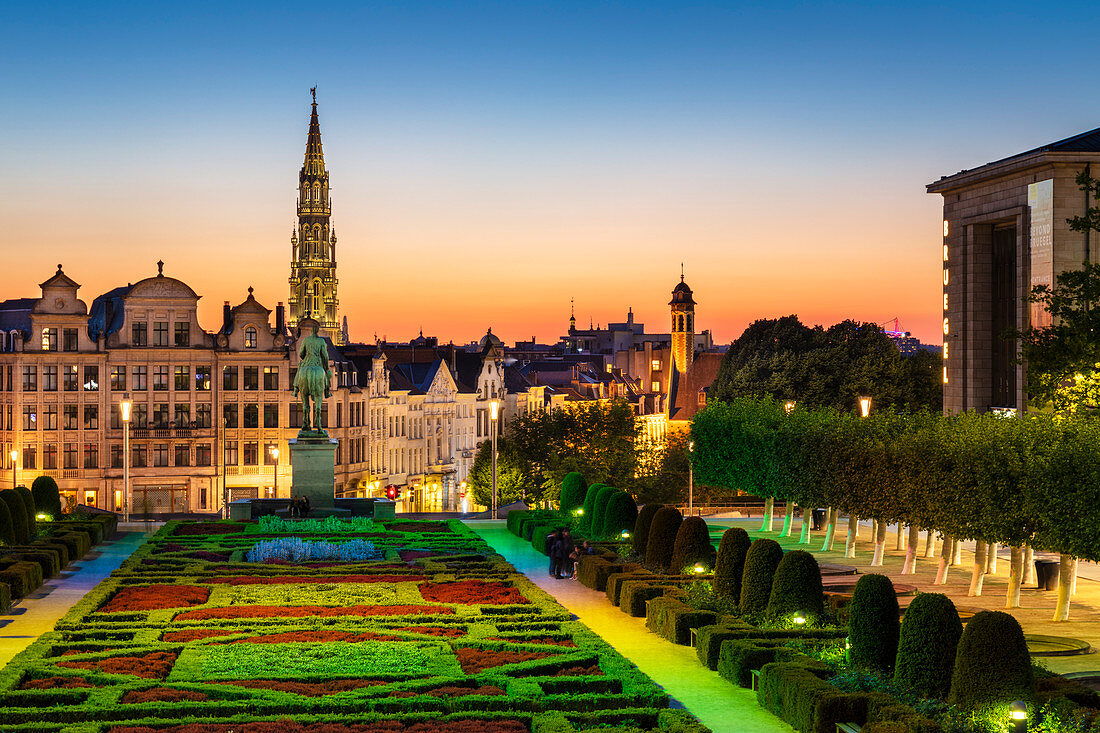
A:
[212,679,387,696]
[555,665,604,676]
[99,585,210,613]
[176,605,454,621]
[387,522,452,533]
[419,580,527,605]
[188,551,231,561]
[398,550,435,561]
[488,636,576,647]
[109,720,526,733]
[205,574,425,586]
[59,651,177,679]
[397,626,465,638]
[228,630,401,644]
[389,685,505,698]
[20,675,95,689]
[453,647,551,674]
[121,687,209,704]
[173,523,243,536]
[161,629,240,643]
[61,648,115,656]
[157,543,188,554]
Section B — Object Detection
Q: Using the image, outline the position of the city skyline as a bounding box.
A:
[6,2,1100,346]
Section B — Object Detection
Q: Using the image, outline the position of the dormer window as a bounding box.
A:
[245,326,257,349]
[41,328,58,351]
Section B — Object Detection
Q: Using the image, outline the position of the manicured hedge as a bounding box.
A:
[0,581,9,613]
[560,473,588,515]
[765,549,824,621]
[0,490,30,544]
[579,484,606,532]
[30,476,62,520]
[739,539,783,616]
[600,491,638,539]
[712,527,750,603]
[949,610,1035,710]
[718,639,799,687]
[0,497,14,545]
[0,559,43,598]
[589,486,620,540]
[756,660,893,733]
[694,624,846,671]
[577,556,640,592]
[848,574,900,674]
[506,509,528,536]
[894,592,961,699]
[669,517,713,574]
[619,581,679,617]
[605,571,656,606]
[633,504,664,557]
[645,507,683,571]
[14,487,36,538]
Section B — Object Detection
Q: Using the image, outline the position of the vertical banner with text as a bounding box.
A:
[1028,179,1054,328]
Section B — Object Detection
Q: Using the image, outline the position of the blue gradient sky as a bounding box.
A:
[3,2,1099,345]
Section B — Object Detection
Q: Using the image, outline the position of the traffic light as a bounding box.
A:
[385,485,398,500]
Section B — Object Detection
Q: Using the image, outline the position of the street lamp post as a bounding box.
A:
[489,399,500,520]
[120,394,132,523]
[10,449,17,490]
[270,446,279,498]
[688,440,694,515]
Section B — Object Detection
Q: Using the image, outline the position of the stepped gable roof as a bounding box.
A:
[668,352,723,422]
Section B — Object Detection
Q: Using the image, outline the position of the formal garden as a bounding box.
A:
[507,470,1100,733]
[0,509,709,733]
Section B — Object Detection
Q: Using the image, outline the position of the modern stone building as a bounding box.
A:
[928,126,1100,413]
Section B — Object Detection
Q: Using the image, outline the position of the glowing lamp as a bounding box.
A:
[792,613,807,625]
[489,400,499,421]
[1009,702,1027,721]
[784,401,795,414]
[620,531,631,539]
[693,563,706,574]
[36,513,50,521]
[120,395,133,422]
[859,396,871,418]
[9,449,16,462]
[574,508,584,516]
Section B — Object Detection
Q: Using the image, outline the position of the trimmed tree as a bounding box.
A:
[0,497,14,545]
[633,504,664,556]
[848,574,900,674]
[645,506,684,570]
[765,549,824,621]
[894,592,962,699]
[713,527,751,603]
[601,491,638,539]
[948,610,1035,710]
[560,472,588,514]
[669,516,714,573]
[589,486,621,539]
[15,486,36,538]
[579,484,606,532]
[0,490,29,544]
[31,476,63,519]
[739,538,783,615]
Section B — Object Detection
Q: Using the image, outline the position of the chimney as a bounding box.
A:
[222,301,232,333]
[275,302,285,334]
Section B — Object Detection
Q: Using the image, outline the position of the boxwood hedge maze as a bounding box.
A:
[0,518,707,733]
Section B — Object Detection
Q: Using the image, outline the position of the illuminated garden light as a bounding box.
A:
[1009,701,1027,733]
[792,612,807,625]
[620,531,631,539]
[692,563,706,574]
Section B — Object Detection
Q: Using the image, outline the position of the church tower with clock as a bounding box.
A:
[288,88,343,343]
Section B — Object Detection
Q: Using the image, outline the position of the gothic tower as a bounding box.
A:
[288,88,342,343]
[670,268,695,374]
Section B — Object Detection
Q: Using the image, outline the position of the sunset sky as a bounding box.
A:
[4,2,1100,346]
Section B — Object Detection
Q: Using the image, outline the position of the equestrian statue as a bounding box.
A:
[292,321,333,435]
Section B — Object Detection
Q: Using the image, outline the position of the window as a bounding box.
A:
[195,365,211,391]
[224,441,238,465]
[132,445,147,468]
[243,404,258,428]
[111,445,123,468]
[335,440,342,465]
[243,366,258,390]
[153,321,169,347]
[244,326,257,348]
[63,404,78,430]
[174,322,189,347]
[64,365,79,390]
[336,403,342,428]
[43,444,57,469]
[196,403,212,428]
[83,365,98,391]
[84,443,98,469]
[132,366,148,390]
[243,441,258,465]
[223,404,238,428]
[174,366,189,390]
[111,405,121,429]
[132,321,148,346]
[41,327,58,351]
[110,366,126,391]
[43,365,58,391]
[22,365,36,391]
[263,404,278,428]
[651,359,661,371]
[63,328,78,352]
[697,391,707,406]
[290,403,302,428]
[174,444,189,466]
[22,445,36,470]
[264,442,278,466]
[222,366,238,390]
[63,442,78,469]
[174,404,190,426]
[263,366,279,390]
[196,443,211,466]
[84,405,98,430]
[153,366,168,391]
[153,444,169,467]
[153,403,170,427]
[651,381,660,392]
[132,404,147,427]
[43,405,57,430]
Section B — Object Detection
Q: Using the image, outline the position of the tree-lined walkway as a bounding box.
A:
[0,526,155,668]
[468,520,791,733]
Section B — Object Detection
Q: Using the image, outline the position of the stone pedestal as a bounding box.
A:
[289,435,346,517]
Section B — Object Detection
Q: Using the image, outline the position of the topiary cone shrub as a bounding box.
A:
[894,592,962,699]
[948,610,1035,711]
[848,573,900,674]
[0,497,14,545]
[0,490,30,544]
[601,491,638,539]
[669,516,714,574]
[31,476,63,520]
[579,484,605,532]
[765,549,824,622]
[633,504,664,556]
[739,539,783,615]
[589,486,620,539]
[645,507,683,571]
[713,527,750,603]
[14,486,36,538]
[560,472,588,515]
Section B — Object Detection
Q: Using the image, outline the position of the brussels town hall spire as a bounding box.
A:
[288,88,343,343]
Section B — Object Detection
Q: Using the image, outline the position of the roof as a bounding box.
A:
[0,298,35,334]
[87,284,135,341]
[668,352,723,422]
[669,277,696,306]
